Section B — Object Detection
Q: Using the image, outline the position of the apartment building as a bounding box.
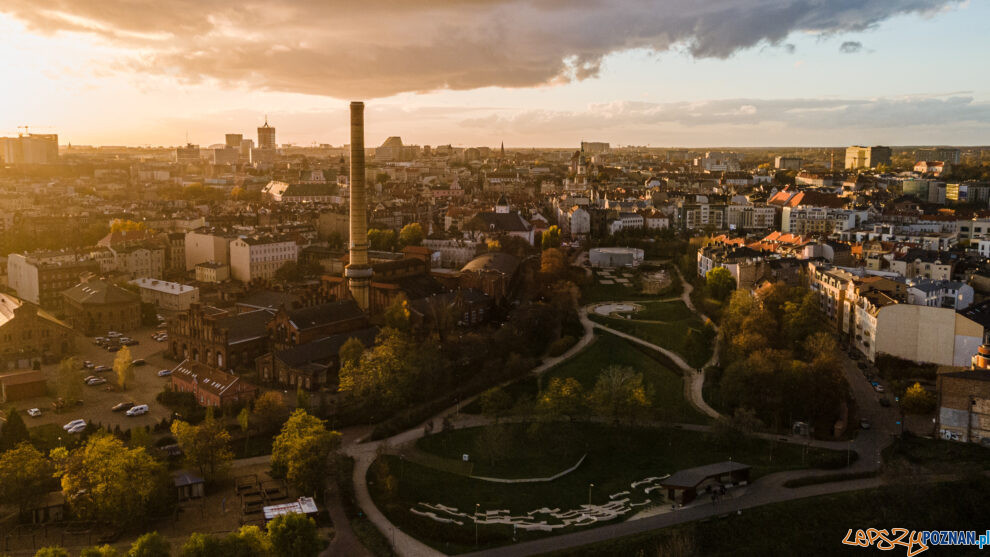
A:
[129,278,200,311]
[184,228,235,271]
[229,235,298,283]
[7,252,101,312]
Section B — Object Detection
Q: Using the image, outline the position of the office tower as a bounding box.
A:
[257,117,276,150]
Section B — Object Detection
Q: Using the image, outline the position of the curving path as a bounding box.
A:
[585,302,721,421]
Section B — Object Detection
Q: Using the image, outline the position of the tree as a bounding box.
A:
[271,409,341,495]
[128,532,171,557]
[382,293,411,332]
[252,391,288,434]
[267,512,322,557]
[34,548,70,557]
[338,328,421,411]
[538,377,585,420]
[705,267,736,301]
[171,413,234,483]
[110,219,147,234]
[398,222,424,247]
[902,382,937,414]
[540,247,568,282]
[2,408,30,449]
[588,365,651,423]
[51,433,168,527]
[237,407,251,453]
[541,225,562,250]
[130,425,151,449]
[114,345,135,391]
[479,387,513,423]
[367,228,397,251]
[55,357,82,405]
[80,546,119,557]
[180,533,225,557]
[339,337,365,369]
[223,525,273,557]
[0,443,54,515]
[474,424,514,466]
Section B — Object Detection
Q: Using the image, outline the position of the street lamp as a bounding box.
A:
[588,483,594,506]
[474,503,480,546]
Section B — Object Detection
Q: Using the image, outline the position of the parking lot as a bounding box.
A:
[18,325,179,434]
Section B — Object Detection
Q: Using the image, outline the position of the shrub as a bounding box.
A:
[548,335,577,357]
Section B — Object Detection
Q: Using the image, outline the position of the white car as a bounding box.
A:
[63,419,86,431]
[67,423,87,434]
[157,369,172,377]
[107,331,122,338]
[27,408,42,417]
[86,377,107,386]
[125,404,149,417]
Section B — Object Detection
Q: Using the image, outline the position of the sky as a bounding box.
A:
[0,0,988,148]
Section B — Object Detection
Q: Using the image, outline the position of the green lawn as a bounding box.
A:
[588,312,713,368]
[370,423,848,554]
[463,331,709,425]
[550,478,990,556]
[629,300,696,322]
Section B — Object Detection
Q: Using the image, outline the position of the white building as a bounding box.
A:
[905,279,973,311]
[229,235,298,283]
[129,278,200,311]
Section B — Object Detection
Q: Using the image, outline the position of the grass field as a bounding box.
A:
[629,300,696,321]
[588,308,713,368]
[548,477,990,556]
[464,331,710,425]
[370,423,848,553]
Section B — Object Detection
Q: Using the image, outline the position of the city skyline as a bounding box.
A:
[1,1,989,147]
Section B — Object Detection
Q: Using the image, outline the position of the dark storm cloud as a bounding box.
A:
[0,0,960,98]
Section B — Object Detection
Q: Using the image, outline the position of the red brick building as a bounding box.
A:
[266,300,368,351]
[169,359,257,408]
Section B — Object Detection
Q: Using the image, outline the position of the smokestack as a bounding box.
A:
[345,101,372,311]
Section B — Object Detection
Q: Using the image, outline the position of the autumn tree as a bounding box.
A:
[80,546,119,557]
[588,366,651,423]
[114,345,135,391]
[538,377,585,420]
[367,228,397,251]
[271,409,341,496]
[399,222,424,246]
[541,225,562,250]
[338,328,428,411]
[171,413,234,483]
[902,382,936,414]
[705,267,735,301]
[338,337,365,369]
[51,433,168,527]
[128,532,171,557]
[252,391,289,434]
[0,443,54,515]
[267,512,322,557]
[55,357,82,404]
[382,293,411,332]
[479,387,513,423]
[34,548,70,557]
[540,247,568,281]
[1,408,30,449]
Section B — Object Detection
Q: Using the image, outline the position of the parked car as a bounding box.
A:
[107,331,122,338]
[83,375,98,383]
[132,359,147,366]
[157,369,172,377]
[27,408,42,417]
[860,419,871,430]
[94,365,111,373]
[67,423,87,434]
[82,360,94,369]
[874,384,886,393]
[93,337,106,345]
[63,419,86,431]
[125,404,149,417]
[105,345,121,352]
[112,401,135,412]
[121,338,139,346]
[87,377,107,386]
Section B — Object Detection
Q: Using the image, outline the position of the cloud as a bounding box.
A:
[840,41,864,53]
[460,95,990,137]
[0,0,961,98]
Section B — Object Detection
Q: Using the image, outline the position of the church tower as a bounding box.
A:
[345,102,373,311]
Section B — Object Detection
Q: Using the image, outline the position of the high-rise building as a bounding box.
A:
[916,147,961,165]
[257,118,276,150]
[225,134,243,149]
[345,102,372,311]
[0,134,58,164]
[845,145,892,169]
